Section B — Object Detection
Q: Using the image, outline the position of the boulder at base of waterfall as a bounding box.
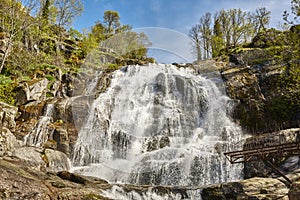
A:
[0,159,110,200]
[201,177,289,199]
[44,148,70,172]
[15,78,49,106]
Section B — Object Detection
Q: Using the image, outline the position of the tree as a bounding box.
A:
[103,10,120,35]
[91,22,106,43]
[283,0,300,24]
[199,12,212,59]
[100,31,151,60]
[189,24,202,61]
[41,0,50,22]
[253,7,271,33]
[211,16,224,57]
[54,0,83,28]
[0,0,38,73]
[217,9,231,52]
[229,8,250,47]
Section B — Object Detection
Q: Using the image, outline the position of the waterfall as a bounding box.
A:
[71,64,243,186]
[24,103,54,147]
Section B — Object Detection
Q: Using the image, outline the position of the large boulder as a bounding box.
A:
[44,148,70,172]
[202,177,289,199]
[0,101,17,131]
[0,158,110,200]
[0,128,21,157]
[12,146,46,171]
[15,78,49,106]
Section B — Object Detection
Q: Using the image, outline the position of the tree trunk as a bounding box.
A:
[0,37,12,74]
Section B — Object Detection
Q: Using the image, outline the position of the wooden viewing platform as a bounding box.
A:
[224,141,300,185]
[224,142,300,164]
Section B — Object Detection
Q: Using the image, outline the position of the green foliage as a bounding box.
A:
[0,75,16,105]
[0,75,12,85]
[103,10,120,34]
[81,10,151,65]
[190,7,272,59]
[45,75,55,82]
[68,27,83,40]
[46,92,54,98]
[40,64,59,70]
[42,0,51,22]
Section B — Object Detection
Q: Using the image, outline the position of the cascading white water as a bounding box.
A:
[25,103,55,147]
[71,64,243,186]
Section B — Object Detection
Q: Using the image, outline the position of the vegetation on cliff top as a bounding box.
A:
[0,0,151,104]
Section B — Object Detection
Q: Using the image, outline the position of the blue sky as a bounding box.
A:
[74,0,291,63]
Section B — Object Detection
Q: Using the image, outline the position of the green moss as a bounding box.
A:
[46,92,54,98]
[83,193,103,200]
[45,74,55,82]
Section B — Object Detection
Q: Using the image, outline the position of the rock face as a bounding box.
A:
[0,102,19,156]
[0,158,110,200]
[222,49,300,133]
[0,158,201,200]
[0,101,17,131]
[0,128,20,157]
[0,55,298,198]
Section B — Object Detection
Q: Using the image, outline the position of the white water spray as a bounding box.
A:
[71,64,243,186]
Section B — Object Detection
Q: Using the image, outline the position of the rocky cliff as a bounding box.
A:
[197,46,300,198]
[0,47,299,199]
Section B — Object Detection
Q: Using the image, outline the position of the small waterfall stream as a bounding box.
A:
[71,64,244,187]
[24,103,55,147]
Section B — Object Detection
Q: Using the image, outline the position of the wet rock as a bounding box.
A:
[44,149,70,172]
[221,57,299,132]
[221,67,265,101]
[52,96,92,155]
[57,171,86,184]
[51,127,70,156]
[15,118,38,140]
[15,78,49,106]
[18,100,46,121]
[144,135,170,152]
